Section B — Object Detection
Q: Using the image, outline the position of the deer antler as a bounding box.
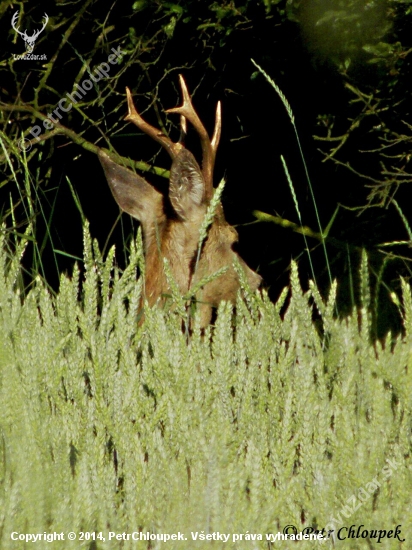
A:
[125,77,221,199]
[11,12,25,37]
[33,14,49,38]
[166,75,221,200]
[125,87,183,160]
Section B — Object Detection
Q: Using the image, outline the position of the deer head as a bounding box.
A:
[11,12,48,54]
[99,75,261,326]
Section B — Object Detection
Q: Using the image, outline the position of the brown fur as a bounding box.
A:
[99,77,261,326]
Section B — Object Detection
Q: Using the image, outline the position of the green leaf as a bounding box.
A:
[132,0,148,12]
[363,42,396,58]
[163,16,177,38]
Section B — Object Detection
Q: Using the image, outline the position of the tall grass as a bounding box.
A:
[0,222,411,549]
[1,70,411,549]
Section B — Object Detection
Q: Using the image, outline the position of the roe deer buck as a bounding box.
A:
[98,75,261,326]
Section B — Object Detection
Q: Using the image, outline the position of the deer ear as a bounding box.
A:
[169,149,205,220]
[99,150,163,225]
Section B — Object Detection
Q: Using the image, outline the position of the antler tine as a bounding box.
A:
[179,115,187,143]
[211,100,221,152]
[125,87,181,159]
[166,75,220,199]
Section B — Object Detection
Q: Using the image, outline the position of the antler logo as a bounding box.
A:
[11,11,48,54]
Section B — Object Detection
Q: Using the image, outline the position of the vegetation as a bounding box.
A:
[1,2,412,547]
[1,225,412,548]
[0,0,411,337]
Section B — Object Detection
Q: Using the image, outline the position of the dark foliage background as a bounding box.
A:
[1,0,411,337]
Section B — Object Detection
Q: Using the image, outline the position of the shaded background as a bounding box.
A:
[1,0,411,337]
